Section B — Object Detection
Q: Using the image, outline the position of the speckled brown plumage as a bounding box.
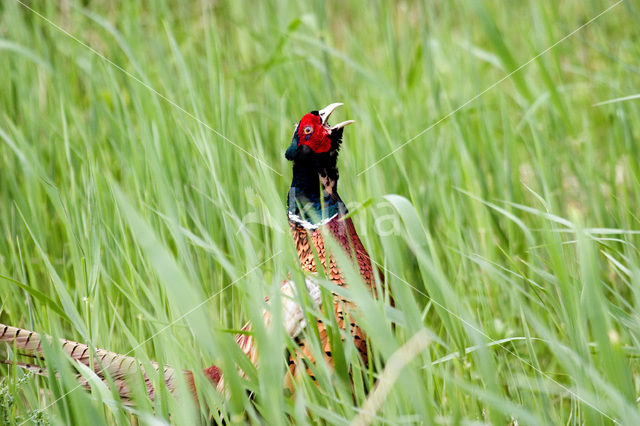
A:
[287,214,377,380]
[290,217,375,287]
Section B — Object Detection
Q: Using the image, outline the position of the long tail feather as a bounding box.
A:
[0,323,182,401]
[0,278,322,402]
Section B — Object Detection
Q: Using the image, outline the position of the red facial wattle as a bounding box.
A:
[296,113,331,153]
[284,103,355,161]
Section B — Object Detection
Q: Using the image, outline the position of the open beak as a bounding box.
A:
[318,102,355,132]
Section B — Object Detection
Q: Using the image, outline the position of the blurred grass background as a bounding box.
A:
[1,0,640,424]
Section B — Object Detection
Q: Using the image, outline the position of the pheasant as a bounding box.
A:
[284,103,378,375]
[0,103,380,404]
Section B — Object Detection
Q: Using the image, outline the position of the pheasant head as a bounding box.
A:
[285,103,354,229]
[285,103,354,161]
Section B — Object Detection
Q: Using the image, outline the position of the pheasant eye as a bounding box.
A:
[303,126,313,135]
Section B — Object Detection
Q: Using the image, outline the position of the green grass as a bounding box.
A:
[1,0,640,424]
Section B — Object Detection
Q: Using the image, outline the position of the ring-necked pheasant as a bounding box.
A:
[283,103,377,376]
[0,103,380,404]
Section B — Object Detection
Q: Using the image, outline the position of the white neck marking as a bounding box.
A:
[288,211,338,230]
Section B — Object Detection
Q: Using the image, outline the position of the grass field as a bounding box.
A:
[1,0,640,424]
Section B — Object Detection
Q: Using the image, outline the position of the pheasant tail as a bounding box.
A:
[0,323,221,401]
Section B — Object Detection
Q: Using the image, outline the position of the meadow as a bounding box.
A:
[1,0,640,424]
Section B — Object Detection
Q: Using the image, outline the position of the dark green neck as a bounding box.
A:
[287,158,345,228]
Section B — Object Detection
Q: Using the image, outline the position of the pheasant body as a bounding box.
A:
[288,217,374,371]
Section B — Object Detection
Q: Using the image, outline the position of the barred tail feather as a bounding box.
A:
[0,323,180,401]
[0,278,320,401]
